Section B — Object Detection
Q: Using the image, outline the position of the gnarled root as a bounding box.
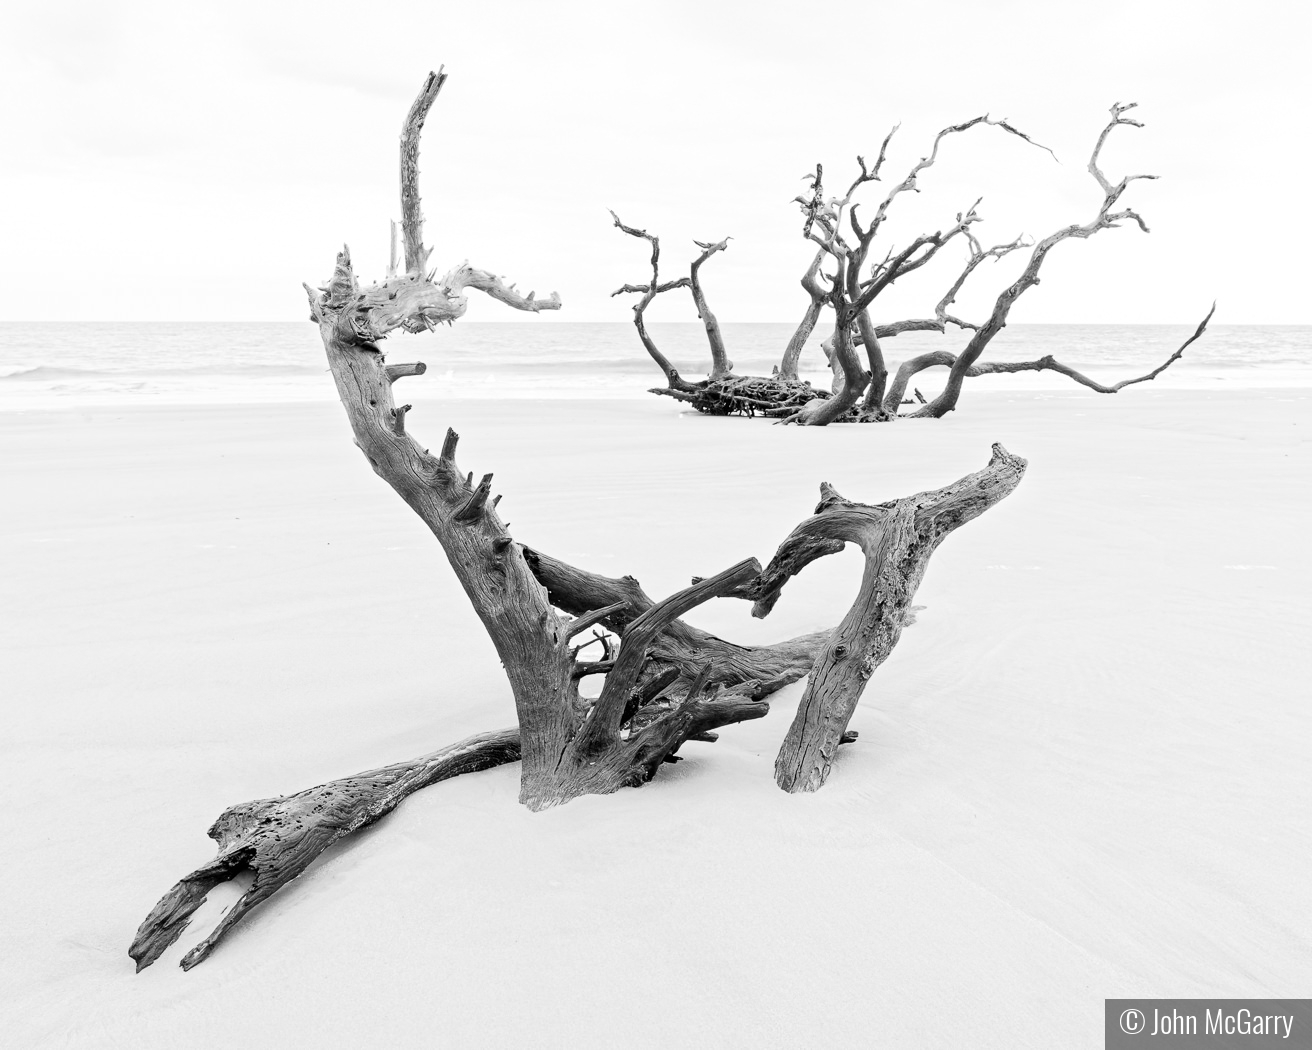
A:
[652,375,827,418]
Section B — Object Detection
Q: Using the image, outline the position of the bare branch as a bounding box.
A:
[400,68,447,275]
[884,304,1214,411]
[610,211,699,389]
[932,234,1030,330]
[565,601,629,641]
[865,115,1054,242]
[690,237,734,379]
[129,729,521,971]
[798,163,824,240]
[384,362,427,383]
[779,250,830,380]
[443,263,561,314]
[520,545,828,695]
[739,446,1028,791]
[913,103,1173,418]
[574,558,764,757]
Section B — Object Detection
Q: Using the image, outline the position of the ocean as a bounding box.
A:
[1,322,1308,409]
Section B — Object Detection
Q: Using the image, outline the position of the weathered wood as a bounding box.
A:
[384,361,427,383]
[129,729,521,972]
[571,558,762,758]
[520,545,829,695]
[400,68,445,274]
[777,250,828,380]
[911,103,1169,418]
[609,211,699,393]
[690,237,734,380]
[564,600,628,640]
[882,303,1215,411]
[133,70,1037,973]
[615,104,1203,423]
[751,444,1028,791]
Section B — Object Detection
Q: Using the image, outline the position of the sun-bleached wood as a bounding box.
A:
[131,70,1030,971]
[756,444,1028,790]
[129,730,521,972]
[884,304,1215,411]
[613,104,1207,423]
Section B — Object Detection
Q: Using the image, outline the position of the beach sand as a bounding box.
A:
[2,389,1309,1048]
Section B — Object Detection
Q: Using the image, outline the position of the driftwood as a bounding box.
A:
[130,70,1028,970]
[129,730,521,972]
[614,103,1211,423]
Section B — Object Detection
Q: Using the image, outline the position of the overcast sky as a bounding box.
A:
[1,0,1306,324]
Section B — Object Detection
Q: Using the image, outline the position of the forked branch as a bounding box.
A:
[752,444,1028,790]
[913,102,1166,418]
[129,730,521,971]
[883,304,1215,411]
[610,210,696,389]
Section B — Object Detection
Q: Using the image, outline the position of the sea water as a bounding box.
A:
[1,321,1308,409]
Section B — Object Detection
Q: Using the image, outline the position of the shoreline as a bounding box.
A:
[1,382,1309,416]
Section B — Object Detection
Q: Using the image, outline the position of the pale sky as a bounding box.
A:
[1,0,1307,324]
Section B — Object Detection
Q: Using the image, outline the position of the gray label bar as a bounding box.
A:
[1106,1000,1312,1048]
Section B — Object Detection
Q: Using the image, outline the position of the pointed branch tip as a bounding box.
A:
[453,473,494,523]
[439,429,459,463]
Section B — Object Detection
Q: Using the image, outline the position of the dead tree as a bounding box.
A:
[129,70,1027,972]
[614,103,1212,424]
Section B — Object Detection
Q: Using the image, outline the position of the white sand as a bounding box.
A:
[2,389,1309,1048]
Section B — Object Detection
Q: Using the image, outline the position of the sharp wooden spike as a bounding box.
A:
[440,428,459,463]
[453,473,494,523]
[392,404,411,435]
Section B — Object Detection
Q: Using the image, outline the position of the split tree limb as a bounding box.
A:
[129,729,521,972]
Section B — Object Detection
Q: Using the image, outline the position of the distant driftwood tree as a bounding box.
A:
[130,71,1027,972]
[614,105,1213,424]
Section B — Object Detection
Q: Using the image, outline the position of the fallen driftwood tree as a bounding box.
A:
[614,104,1213,424]
[129,70,1028,972]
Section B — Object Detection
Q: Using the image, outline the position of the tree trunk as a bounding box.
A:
[778,249,828,380]
[690,239,734,380]
[778,298,824,381]
[856,309,889,415]
[788,311,870,425]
